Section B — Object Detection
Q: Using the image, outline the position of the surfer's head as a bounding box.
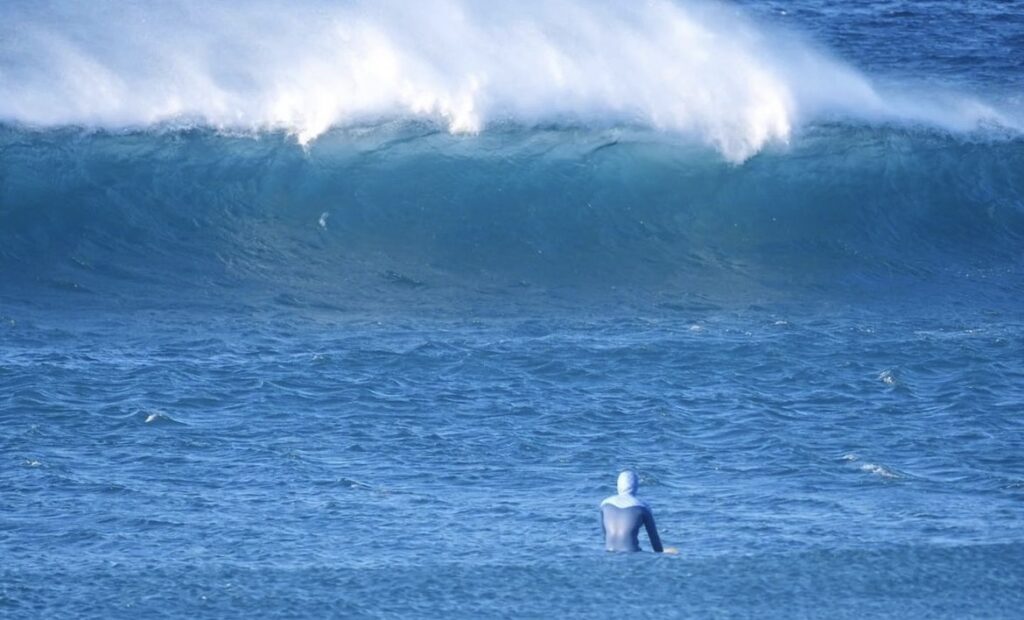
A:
[617,470,638,495]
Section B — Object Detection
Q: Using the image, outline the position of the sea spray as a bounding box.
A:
[0,0,1017,162]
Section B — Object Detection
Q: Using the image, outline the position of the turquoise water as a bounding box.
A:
[2,1,1023,617]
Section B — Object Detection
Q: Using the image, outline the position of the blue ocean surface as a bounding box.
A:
[2,1,1023,618]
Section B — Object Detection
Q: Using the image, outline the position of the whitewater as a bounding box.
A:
[1,0,1020,161]
[2,1,1023,618]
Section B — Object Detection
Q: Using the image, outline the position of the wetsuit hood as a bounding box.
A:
[601,470,647,509]
[617,470,638,495]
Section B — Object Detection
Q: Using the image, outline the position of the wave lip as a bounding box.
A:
[0,0,1019,162]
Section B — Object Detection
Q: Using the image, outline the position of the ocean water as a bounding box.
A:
[1,1,1023,617]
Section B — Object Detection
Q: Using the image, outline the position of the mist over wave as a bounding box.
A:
[0,0,1018,162]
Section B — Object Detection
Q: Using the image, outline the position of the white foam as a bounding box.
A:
[860,463,899,479]
[142,410,181,425]
[0,0,1017,162]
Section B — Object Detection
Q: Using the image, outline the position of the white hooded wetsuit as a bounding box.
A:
[600,470,664,552]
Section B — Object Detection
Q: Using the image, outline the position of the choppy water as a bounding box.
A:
[2,1,1023,617]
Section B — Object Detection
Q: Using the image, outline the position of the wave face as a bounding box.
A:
[0,0,1019,162]
[2,124,1022,309]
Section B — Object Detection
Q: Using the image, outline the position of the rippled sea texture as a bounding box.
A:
[2,0,1024,618]
[3,306,1023,617]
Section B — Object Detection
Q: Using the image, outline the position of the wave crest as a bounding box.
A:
[0,0,1018,162]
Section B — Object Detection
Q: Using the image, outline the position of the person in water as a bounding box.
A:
[600,470,664,552]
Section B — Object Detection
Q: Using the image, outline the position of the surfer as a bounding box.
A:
[600,470,665,552]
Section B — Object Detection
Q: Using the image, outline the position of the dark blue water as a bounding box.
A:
[2,1,1023,617]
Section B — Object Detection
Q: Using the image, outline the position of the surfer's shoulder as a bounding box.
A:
[600,495,649,510]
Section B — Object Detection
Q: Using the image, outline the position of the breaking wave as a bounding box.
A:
[1,1,1023,310]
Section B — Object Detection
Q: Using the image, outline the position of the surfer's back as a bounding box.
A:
[600,502,651,552]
